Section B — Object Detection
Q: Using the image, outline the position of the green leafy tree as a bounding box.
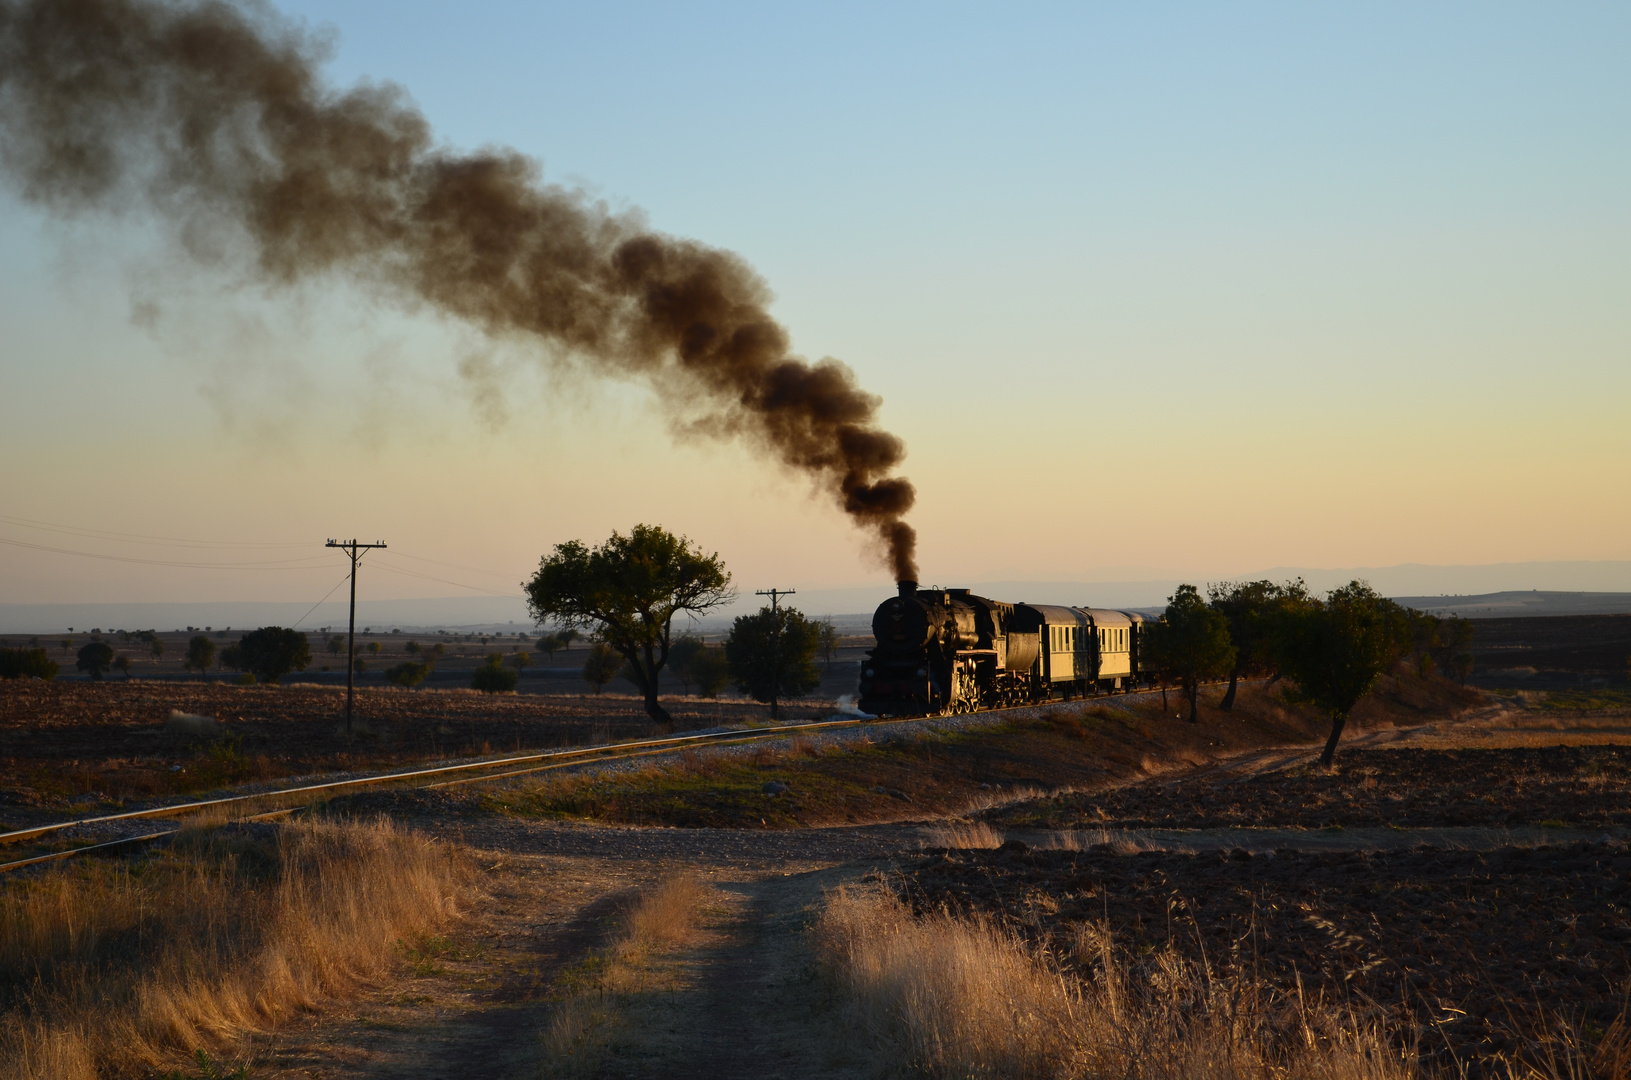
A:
[581,642,622,695]
[509,650,530,673]
[327,634,345,657]
[237,627,312,685]
[1145,585,1235,723]
[367,641,382,656]
[150,638,165,661]
[219,643,244,672]
[724,604,823,715]
[689,645,731,698]
[668,633,706,693]
[76,641,115,680]
[428,642,446,663]
[386,661,431,688]
[524,525,734,731]
[60,639,72,654]
[0,647,59,680]
[471,654,517,693]
[184,634,216,679]
[352,656,367,674]
[1207,579,1308,710]
[1273,581,1411,765]
[113,653,132,678]
[404,640,421,655]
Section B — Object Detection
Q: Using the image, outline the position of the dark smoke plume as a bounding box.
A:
[0,0,917,579]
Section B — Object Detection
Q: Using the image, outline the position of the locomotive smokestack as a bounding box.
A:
[897,580,918,599]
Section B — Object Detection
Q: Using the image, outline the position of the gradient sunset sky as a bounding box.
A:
[1,1,1627,607]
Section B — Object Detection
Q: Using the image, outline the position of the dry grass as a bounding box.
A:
[922,821,1006,848]
[0,817,472,1079]
[543,874,714,1075]
[815,883,1411,1080]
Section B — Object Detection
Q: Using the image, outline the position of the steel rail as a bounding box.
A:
[0,682,1195,873]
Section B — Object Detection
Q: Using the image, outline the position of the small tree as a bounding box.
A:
[471,654,519,693]
[0,647,59,680]
[237,627,312,685]
[386,661,431,688]
[817,619,839,673]
[150,639,165,661]
[328,635,345,657]
[1274,581,1410,766]
[367,641,382,656]
[112,654,132,678]
[184,635,216,679]
[524,525,734,731]
[581,643,621,695]
[76,641,115,680]
[1145,585,1235,723]
[724,604,823,713]
[668,634,706,694]
[60,639,72,655]
[1207,579,1307,710]
[405,640,421,655]
[509,651,531,673]
[429,642,446,663]
[689,646,731,698]
[219,643,244,672]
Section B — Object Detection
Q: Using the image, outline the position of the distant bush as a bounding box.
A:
[581,643,621,695]
[386,661,431,689]
[76,641,116,680]
[238,627,311,685]
[0,647,59,681]
[471,655,519,693]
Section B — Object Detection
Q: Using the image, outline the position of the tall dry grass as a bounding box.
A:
[815,884,1411,1080]
[543,874,713,1075]
[0,818,472,1079]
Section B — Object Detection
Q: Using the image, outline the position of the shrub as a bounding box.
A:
[76,642,115,680]
[385,661,430,689]
[237,627,311,684]
[471,655,519,693]
[0,647,58,681]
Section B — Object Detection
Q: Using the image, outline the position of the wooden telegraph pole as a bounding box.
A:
[754,587,796,720]
[326,538,387,737]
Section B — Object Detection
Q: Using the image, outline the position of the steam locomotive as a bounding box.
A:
[857,581,1151,717]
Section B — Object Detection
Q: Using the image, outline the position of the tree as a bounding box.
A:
[113,654,132,678]
[0,647,59,680]
[1207,580,1308,710]
[60,639,72,654]
[817,619,840,673]
[509,650,531,672]
[367,641,382,656]
[405,640,421,655]
[1145,585,1235,723]
[184,635,216,679]
[219,643,244,672]
[76,641,115,680]
[150,638,165,661]
[1273,581,1410,766]
[327,635,345,657]
[581,643,621,695]
[471,654,517,693]
[386,661,430,688]
[524,525,734,731]
[237,627,312,685]
[689,646,731,698]
[428,642,446,663]
[724,604,823,712]
[668,634,706,693]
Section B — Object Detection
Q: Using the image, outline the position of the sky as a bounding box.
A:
[2,1,1628,612]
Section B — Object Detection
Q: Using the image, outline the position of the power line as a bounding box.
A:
[289,571,355,630]
[367,556,515,596]
[0,535,333,569]
[388,550,523,580]
[0,512,310,549]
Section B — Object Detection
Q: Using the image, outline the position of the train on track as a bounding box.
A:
[857,581,1153,717]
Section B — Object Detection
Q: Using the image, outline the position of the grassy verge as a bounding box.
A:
[478,675,1479,830]
[541,875,715,1076]
[814,881,1409,1080]
[0,818,473,1079]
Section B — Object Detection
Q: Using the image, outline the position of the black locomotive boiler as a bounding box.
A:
[857,581,1150,717]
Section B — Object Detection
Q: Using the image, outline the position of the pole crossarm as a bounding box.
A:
[326,539,387,737]
[754,587,796,720]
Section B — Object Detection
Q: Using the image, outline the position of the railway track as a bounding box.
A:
[0,685,1186,874]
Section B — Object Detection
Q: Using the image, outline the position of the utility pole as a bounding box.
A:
[326,538,387,737]
[755,587,796,720]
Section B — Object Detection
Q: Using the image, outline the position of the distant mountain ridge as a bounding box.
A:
[5,561,1630,632]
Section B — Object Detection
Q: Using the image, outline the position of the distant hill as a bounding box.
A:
[1389,591,1631,618]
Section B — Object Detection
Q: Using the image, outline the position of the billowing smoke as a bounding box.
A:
[0,0,918,580]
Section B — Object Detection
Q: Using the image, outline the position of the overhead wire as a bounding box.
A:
[0,535,333,570]
[0,512,311,549]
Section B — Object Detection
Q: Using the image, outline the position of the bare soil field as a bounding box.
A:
[1470,612,1631,690]
[0,680,832,823]
[899,840,1631,1074]
[991,744,1631,830]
